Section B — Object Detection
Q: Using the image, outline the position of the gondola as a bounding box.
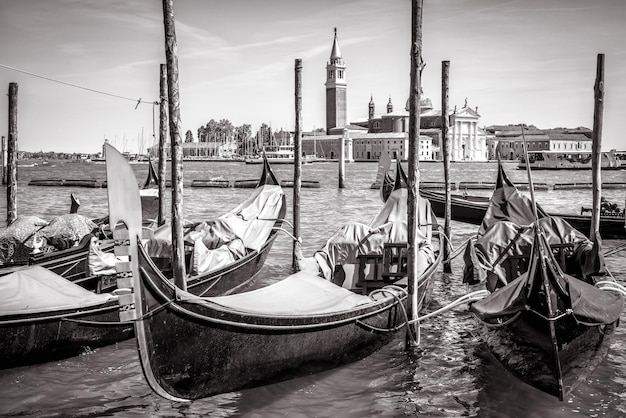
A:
[0,265,133,368]
[0,156,286,298]
[0,160,160,290]
[139,153,287,297]
[462,161,624,400]
[379,162,626,239]
[105,143,441,401]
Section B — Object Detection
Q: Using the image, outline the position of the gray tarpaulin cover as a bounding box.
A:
[0,265,116,316]
[298,188,435,288]
[469,229,623,326]
[180,271,375,315]
[143,184,283,276]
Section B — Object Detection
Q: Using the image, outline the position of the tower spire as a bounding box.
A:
[325,28,347,133]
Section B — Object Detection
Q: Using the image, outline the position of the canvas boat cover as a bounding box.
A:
[465,160,603,288]
[464,216,603,289]
[0,214,97,265]
[180,271,376,315]
[466,160,622,326]
[469,229,623,326]
[0,265,116,316]
[298,188,435,288]
[143,184,284,276]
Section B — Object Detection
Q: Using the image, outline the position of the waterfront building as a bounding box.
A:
[487,125,593,160]
[302,29,486,162]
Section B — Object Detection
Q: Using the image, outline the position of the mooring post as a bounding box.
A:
[441,61,452,273]
[293,58,303,268]
[1,136,6,185]
[338,130,345,188]
[7,83,18,224]
[158,63,168,227]
[591,53,604,242]
[162,0,186,289]
[406,0,424,348]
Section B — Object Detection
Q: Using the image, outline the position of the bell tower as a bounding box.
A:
[325,28,347,133]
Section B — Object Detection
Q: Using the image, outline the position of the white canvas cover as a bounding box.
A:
[142,184,284,277]
[299,188,434,288]
[0,265,116,316]
[180,271,374,315]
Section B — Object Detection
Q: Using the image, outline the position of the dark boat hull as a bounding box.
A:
[139,249,398,399]
[420,189,626,239]
[474,311,617,399]
[0,301,133,368]
[135,242,439,400]
[420,190,489,225]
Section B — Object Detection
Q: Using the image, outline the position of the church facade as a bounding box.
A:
[302,30,487,162]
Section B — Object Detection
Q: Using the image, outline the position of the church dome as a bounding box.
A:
[405,92,433,111]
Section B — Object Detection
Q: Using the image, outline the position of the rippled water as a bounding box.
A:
[0,160,625,417]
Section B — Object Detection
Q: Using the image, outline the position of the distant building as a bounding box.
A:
[486,125,593,160]
[301,29,486,162]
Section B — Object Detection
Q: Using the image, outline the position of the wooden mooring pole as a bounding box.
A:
[406,0,424,347]
[441,60,452,273]
[7,83,18,224]
[293,58,303,268]
[162,0,186,289]
[591,53,604,242]
[158,63,168,227]
[1,136,6,185]
[338,131,345,188]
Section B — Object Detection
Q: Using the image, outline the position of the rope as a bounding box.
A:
[0,304,120,326]
[480,311,522,328]
[596,280,626,297]
[409,290,490,323]
[527,307,573,322]
[0,62,158,106]
[605,242,626,258]
[358,285,420,344]
[441,234,475,264]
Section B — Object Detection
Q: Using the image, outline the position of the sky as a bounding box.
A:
[0,0,625,154]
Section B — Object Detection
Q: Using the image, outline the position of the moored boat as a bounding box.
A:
[518,150,622,170]
[462,161,624,400]
[105,142,441,401]
[0,265,133,368]
[378,161,626,239]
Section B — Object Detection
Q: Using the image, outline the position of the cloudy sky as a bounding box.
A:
[1,0,625,154]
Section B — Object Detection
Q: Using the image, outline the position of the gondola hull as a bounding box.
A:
[0,300,133,368]
[419,190,489,225]
[418,189,626,239]
[136,244,437,399]
[474,311,617,399]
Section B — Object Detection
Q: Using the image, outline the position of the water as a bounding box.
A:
[0,160,625,417]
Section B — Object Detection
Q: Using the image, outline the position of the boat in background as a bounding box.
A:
[377,158,626,239]
[462,161,624,400]
[106,142,441,401]
[518,150,622,170]
[245,144,319,165]
[0,265,133,368]
[245,144,295,164]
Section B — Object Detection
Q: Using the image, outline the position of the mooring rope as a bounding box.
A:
[596,280,626,297]
[605,242,626,258]
[0,62,157,106]
[441,234,475,264]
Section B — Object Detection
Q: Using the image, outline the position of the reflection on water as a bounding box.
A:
[0,160,625,417]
